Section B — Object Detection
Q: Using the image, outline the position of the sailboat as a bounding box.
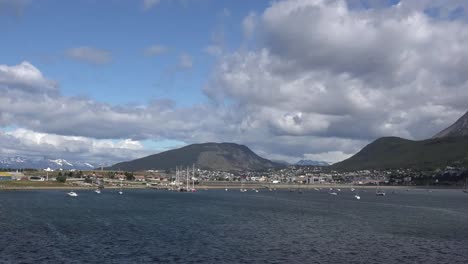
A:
[463,175,468,193]
[191,164,197,192]
[119,179,123,195]
[376,181,386,196]
[354,188,361,200]
[240,181,247,192]
[95,178,103,194]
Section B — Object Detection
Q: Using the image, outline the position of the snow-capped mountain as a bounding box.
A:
[0,156,99,170]
[49,159,74,167]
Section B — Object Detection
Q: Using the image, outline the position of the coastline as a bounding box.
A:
[0,182,463,191]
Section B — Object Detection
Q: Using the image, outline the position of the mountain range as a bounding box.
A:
[332,110,468,171]
[108,142,280,172]
[0,156,97,170]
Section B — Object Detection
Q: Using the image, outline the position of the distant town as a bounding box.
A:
[1,164,467,189]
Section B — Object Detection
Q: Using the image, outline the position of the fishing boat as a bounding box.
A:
[67,191,78,197]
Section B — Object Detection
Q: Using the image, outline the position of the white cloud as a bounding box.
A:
[65,46,112,65]
[0,128,150,164]
[142,0,160,11]
[304,151,353,164]
[242,12,257,39]
[204,45,223,57]
[0,61,57,94]
[144,44,167,56]
[3,0,468,164]
[178,53,193,69]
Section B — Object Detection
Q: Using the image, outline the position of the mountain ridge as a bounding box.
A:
[433,111,468,138]
[107,142,281,171]
[332,110,468,171]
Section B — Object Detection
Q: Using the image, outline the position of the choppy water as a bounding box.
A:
[0,188,467,263]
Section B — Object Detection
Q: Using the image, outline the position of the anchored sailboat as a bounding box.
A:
[119,179,123,195]
[463,175,468,193]
[376,181,385,196]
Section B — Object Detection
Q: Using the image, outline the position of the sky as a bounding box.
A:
[1,0,468,165]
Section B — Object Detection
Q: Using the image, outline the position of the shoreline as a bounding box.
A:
[0,183,463,191]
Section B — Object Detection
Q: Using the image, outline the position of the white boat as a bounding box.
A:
[225,188,228,191]
[240,181,247,192]
[354,194,361,200]
[119,179,123,195]
[350,188,356,192]
[337,189,341,192]
[95,189,101,194]
[255,189,259,193]
[67,191,78,197]
[314,188,320,191]
[329,192,338,196]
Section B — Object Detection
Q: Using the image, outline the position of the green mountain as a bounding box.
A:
[108,142,280,172]
[332,111,468,171]
[331,136,468,171]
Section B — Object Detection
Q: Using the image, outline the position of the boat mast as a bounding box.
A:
[192,164,195,190]
[186,166,189,191]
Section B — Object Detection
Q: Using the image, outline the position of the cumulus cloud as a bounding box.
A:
[0,61,57,94]
[65,46,112,65]
[203,0,468,161]
[144,44,167,56]
[0,129,151,164]
[4,0,468,164]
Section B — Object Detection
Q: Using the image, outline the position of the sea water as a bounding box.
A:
[0,189,467,263]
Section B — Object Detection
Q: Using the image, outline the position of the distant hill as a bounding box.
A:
[433,111,468,138]
[296,160,329,166]
[107,143,281,171]
[331,136,468,171]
